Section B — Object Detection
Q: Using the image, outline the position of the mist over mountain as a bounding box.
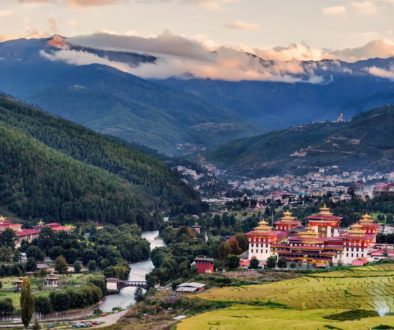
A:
[0,37,263,155]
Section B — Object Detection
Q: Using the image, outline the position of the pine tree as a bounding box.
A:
[20,277,35,329]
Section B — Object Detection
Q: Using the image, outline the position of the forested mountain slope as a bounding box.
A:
[0,38,264,154]
[190,106,394,178]
[0,96,198,226]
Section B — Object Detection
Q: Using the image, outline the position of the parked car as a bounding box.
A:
[101,313,107,317]
[55,289,61,292]
[72,325,80,328]
[92,321,100,325]
[77,323,86,328]
[48,325,54,328]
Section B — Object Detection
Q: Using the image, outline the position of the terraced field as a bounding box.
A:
[178,305,394,330]
[178,264,394,329]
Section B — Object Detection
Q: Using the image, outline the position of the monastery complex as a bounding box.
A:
[246,206,380,266]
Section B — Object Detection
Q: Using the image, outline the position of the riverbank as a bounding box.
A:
[99,230,165,312]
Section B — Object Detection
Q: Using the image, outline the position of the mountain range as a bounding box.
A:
[189,105,394,178]
[0,37,263,155]
[2,36,394,156]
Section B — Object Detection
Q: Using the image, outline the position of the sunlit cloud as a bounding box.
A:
[66,0,125,8]
[352,1,378,14]
[0,10,14,17]
[224,20,261,31]
[322,6,347,15]
[48,18,58,33]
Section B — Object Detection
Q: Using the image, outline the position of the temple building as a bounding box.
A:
[306,205,342,237]
[248,206,379,266]
[341,223,375,264]
[191,223,201,234]
[274,211,301,231]
[246,219,287,261]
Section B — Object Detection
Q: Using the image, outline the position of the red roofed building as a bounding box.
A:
[342,223,374,264]
[358,214,379,240]
[194,257,214,273]
[16,229,40,248]
[0,223,22,232]
[306,204,342,237]
[371,249,394,261]
[246,219,288,261]
[274,211,301,231]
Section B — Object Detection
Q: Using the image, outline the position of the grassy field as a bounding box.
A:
[178,263,394,329]
[0,272,101,308]
[177,305,394,330]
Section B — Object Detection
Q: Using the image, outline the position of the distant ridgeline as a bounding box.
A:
[0,96,198,227]
[190,105,394,178]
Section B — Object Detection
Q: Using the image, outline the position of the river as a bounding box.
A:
[99,230,165,312]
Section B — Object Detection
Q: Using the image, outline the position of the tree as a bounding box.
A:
[26,246,45,262]
[134,286,144,302]
[266,256,276,269]
[228,237,242,255]
[249,258,259,269]
[337,259,343,268]
[217,242,231,259]
[26,257,37,272]
[290,261,296,269]
[20,277,35,329]
[277,257,287,269]
[88,260,96,272]
[227,255,240,270]
[73,261,82,273]
[32,319,40,330]
[54,256,68,274]
[0,228,17,249]
[328,261,334,268]
[0,298,14,316]
[13,250,21,262]
[234,233,248,251]
[0,247,13,262]
[39,268,47,278]
[34,296,52,314]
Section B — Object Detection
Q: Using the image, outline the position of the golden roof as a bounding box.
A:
[359,213,373,223]
[280,211,296,222]
[348,223,366,236]
[318,204,333,216]
[0,215,5,221]
[299,227,319,238]
[253,219,273,233]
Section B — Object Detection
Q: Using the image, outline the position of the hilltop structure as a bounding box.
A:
[246,207,379,266]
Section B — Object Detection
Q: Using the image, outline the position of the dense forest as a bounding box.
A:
[0,96,198,225]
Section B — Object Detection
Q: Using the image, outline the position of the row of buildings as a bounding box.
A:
[0,216,70,248]
[246,206,381,266]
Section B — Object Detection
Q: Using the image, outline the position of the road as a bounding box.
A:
[0,310,128,329]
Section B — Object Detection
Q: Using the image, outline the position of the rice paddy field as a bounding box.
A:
[178,264,394,330]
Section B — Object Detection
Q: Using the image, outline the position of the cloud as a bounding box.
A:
[66,0,125,7]
[69,20,78,27]
[43,31,327,83]
[0,34,18,43]
[69,30,211,61]
[365,65,394,79]
[48,18,58,33]
[183,0,240,10]
[224,20,260,31]
[24,28,51,39]
[322,6,347,15]
[352,1,378,14]
[329,39,394,61]
[0,10,13,17]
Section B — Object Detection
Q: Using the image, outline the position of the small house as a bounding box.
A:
[194,257,214,273]
[176,282,206,294]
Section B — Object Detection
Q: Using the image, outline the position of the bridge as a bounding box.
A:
[106,278,147,291]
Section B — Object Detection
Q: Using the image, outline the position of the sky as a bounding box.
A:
[2,0,394,82]
[1,0,394,50]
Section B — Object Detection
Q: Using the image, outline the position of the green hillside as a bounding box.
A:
[0,96,198,226]
[190,106,394,178]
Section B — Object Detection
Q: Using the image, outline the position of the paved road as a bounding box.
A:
[0,310,128,329]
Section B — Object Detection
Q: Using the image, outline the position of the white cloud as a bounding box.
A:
[182,0,240,11]
[48,18,58,33]
[365,65,394,79]
[0,10,13,17]
[330,39,394,61]
[352,1,378,14]
[69,20,78,27]
[224,20,260,31]
[0,34,18,43]
[66,0,125,8]
[322,6,347,15]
